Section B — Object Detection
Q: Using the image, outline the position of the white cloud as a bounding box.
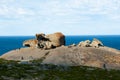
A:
[0,1,35,19]
[60,0,120,18]
[0,0,120,35]
[17,8,28,15]
[1,0,120,20]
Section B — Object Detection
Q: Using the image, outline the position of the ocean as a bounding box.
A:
[0,36,120,55]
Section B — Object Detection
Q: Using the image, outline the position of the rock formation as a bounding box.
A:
[90,38,104,48]
[0,32,120,70]
[36,33,47,41]
[37,32,65,49]
[23,39,38,47]
[78,40,91,47]
[23,32,65,49]
[1,46,120,69]
[78,38,104,48]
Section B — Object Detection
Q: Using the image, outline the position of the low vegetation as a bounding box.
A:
[0,58,120,80]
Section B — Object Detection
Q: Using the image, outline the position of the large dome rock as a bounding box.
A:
[1,46,120,69]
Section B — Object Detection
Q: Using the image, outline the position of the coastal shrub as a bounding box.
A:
[0,59,120,80]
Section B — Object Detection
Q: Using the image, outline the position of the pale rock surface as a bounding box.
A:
[90,38,104,48]
[24,32,65,49]
[23,39,38,47]
[45,32,65,47]
[78,40,91,47]
[1,32,120,70]
[1,46,120,69]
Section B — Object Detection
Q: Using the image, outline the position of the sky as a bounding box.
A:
[0,0,120,36]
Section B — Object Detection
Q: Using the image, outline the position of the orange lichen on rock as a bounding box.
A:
[23,32,65,49]
[23,39,38,47]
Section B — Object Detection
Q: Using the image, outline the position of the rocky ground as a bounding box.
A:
[1,45,120,70]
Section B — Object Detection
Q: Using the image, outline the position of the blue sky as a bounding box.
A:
[0,0,120,35]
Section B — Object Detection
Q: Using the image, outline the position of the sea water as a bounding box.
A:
[0,35,120,55]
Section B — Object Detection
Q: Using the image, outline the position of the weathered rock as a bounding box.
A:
[38,41,54,49]
[36,32,65,49]
[23,32,65,49]
[68,43,76,48]
[36,33,49,41]
[90,38,104,48]
[78,39,104,48]
[78,40,91,47]
[2,33,120,70]
[1,46,120,69]
[45,32,65,47]
[23,39,38,47]
[0,48,50,61]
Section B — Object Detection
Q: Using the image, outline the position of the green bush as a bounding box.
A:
[0,58,120,80]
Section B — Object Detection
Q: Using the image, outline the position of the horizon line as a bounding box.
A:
[0,34,120,36]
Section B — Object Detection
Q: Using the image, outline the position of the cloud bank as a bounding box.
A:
[0,0,120,35]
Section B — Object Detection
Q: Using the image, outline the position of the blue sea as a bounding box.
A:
[0,36,120,55]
